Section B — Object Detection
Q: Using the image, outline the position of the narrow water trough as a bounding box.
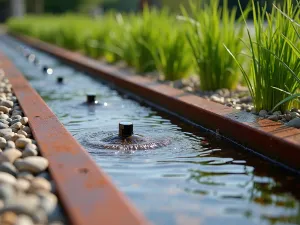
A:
[1,35,300,225]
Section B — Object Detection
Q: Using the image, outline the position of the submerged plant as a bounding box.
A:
[226,0,300,112]
[180,0,247,91]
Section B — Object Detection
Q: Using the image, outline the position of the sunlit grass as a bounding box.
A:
[180,0,247,91]
[226,0,300,112]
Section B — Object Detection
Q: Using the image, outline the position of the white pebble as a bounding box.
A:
[14,156,49,174]
[0,172,16,185]
[15,138,32,149]
[20,117,29,125]
[2,149,22,163]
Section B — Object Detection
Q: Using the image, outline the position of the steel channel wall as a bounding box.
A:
[0,51,149,225]
[11,34,300,172]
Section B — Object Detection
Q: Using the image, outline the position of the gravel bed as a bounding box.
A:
[163,77,300,128]
[0,69,68,225]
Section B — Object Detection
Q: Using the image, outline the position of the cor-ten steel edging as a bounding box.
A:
[11,34,300,172]
[0,51,149,225]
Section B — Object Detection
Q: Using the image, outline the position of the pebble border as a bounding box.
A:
[0,69,67,224]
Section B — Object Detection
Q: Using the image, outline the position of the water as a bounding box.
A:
[1,36,300,225]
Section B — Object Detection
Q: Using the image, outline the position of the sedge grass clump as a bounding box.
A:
[130,7,167,73]
[226,0,300,112]
[148,23,193,81]
[271,1,300,111]
[180,0,246,91]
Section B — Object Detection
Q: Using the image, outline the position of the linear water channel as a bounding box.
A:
[1,36,300,225]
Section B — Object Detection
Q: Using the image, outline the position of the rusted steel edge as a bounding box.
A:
[0,51,149,225]
[11,33,300,172]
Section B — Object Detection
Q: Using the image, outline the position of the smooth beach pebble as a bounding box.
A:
[0,162,18,177]
[11,123,22,133]
[17,130,27,137]
[15,215,34,225]
[0,137,6,149]
[0,106,9,114]
[20,117,29,125]
[0,128,12,137]
[4,132,15,141]
[30,177,51,192]
[37,190,58,215]
[268,115,279,122]
[1,100,14,109]
[15,178,30,192]
[0,172,17,185]
[14,157,49,174]
[2,149,22,163]
[259,110,268,117]
[12,193,40,213]
[6,140,16,149]
[10,121,22,129]
[12,134,26,142]
[286,118,300,128]
[15,138,32,149]
[25,143,37,151]
[22,148,38,158]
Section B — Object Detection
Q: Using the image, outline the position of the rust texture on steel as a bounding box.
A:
[0,51,149,225]
[12,34,300,171]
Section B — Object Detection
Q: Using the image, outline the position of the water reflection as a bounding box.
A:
[1,36,300,225]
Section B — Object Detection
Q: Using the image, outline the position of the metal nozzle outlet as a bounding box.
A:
[42,66,48,73]
[119,122,133,139]
[57,77,63,83]
[87,94,96,103]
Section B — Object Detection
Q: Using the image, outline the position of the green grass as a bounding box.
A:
[226,0,300,112]
[8,9,194,80]
[271,1,300,111]
[180,0,247,91]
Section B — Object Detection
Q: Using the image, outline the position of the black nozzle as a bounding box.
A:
[87,94,96,104]
[42,66,48,73]
[119,122,133,139]
[57,77,64,84]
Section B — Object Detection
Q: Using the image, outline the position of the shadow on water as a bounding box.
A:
[1,36,300,225]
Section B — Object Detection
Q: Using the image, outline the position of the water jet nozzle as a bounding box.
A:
[87,94,96,104]
[57,77,64,84]
[119,122,133,139]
